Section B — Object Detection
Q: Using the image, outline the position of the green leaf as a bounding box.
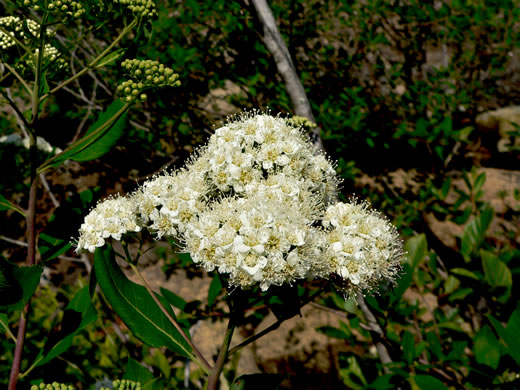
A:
[339,355,367,389]
[266,285,301,321]
[488,309,520,365]
[461,207,493,262]
[412,375,449,390]
[160,287,187,311]
[474,325,501,369]
[481,250,512,288]
[450,268,480,280]
[35,286,97,367]
[208,273,222,307]
[39,233,72,262]
[38,189,97,263]
[123,357,154,383]
[0,258,42,312]
[69,99,128,162]
[230,373,284,390]
[0,313,15,342]
[94,246,192,358]
[405,234,427,269]
[0,194,25,217]
[402,331,415,364]
[95,48,125,68]
[40,100,128,171]
[389,263,412,304]
[316,325,350,340]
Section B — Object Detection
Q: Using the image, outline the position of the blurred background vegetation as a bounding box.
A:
[1,0,519,388]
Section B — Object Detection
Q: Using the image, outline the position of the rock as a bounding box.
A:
[198,80,246,118]
[252,304,353,389]
[476,106,520,152]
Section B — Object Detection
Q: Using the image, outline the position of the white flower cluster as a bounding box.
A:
[76,195,142,253]
[76,113,402,296]
[321,201,402,296]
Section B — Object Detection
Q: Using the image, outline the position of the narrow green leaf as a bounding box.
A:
[316,325,350,340]
[94,246,192,358]
[95,48,125,68]
[0,194,25,217]
[390,263,412,304]
[450,268,480,280]
[481,250,512,288]
[208,273,222,307]
[39,233,72,262]
[39,100,128,171]
[474,325,501,369]
[35,286,97,367]
[402,331,415,364]
[405,234,427,269]
[160,287,187,311]
[69,100,127,162]
[461,207,494,261]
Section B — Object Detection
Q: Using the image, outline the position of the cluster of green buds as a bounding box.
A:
[26,43,68,70]
[30,383,75,390]
[22,0,85,19]
[0,16,41,49]
[113,0,158,20]
[117,58,180,103]
[100,379,141,390]
[287,115,317,131]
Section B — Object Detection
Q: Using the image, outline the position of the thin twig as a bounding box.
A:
[356,295,393,373]
[39,173,59,208]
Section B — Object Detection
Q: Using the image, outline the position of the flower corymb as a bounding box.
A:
[75,112,403,296]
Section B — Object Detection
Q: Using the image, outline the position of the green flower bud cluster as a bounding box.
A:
[0,17,42,49]
[117,58,180,103]
[30,383,75,390]
[22,0,86,20]
[113,0,158,20]
[287,115,317,130]
[26,43,68,71]
[100,379,142,390]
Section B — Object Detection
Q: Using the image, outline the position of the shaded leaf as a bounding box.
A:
[316,325,350,340]
[160,287,187,311]
[402,330,415,364]
[208,272,222,307]
[123,357,154,383]
[35,286,97,367]
[412,375,449,390]
[461,207,493,262]
[474,325,501,369]
[230,373,284,390]
[488,309,520,365]
[405,234,427,269]
[481,250,512,288]
[94,246,192,358]
[0,258,42,312]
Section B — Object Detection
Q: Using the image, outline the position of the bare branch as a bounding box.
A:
[251,0,323,150]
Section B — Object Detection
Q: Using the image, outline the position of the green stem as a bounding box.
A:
[129,263,213,373]
[207,316,235,390]
[43,18,138,99]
